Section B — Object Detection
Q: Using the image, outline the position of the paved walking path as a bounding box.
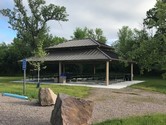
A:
[58,80,144,89]
[13,80,143,89]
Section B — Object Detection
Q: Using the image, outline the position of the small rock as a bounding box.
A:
[50,93,93,125]
[38,88,57,106]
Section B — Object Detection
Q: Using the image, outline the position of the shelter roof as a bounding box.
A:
[27,39,120,62]
[27,48,111,62]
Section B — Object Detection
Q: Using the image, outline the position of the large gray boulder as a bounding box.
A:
[50,93,93,125]
[38,88,57,106]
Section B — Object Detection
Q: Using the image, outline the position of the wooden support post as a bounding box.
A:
[59,62,62,83]
[94,65,96,75]
[106,61,109,86]
[131,63,133,81]
[93,65,96,80]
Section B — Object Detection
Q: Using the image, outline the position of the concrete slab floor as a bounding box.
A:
[12,80,144,89]
[57,80,144,89]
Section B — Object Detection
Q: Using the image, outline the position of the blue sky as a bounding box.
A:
[0,19,16,44]
[0,0,156,45]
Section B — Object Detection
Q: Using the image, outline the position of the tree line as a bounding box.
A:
[114,0,166,78]
[0,0,166,78]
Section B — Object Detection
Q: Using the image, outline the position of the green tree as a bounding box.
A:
[114,0,166,77]
[71,27,107,43]
[0,0,68,80]
[144,0,166,34]
[0,41,25,75]
[43,35,66,48]
[143,0,166,77]
[114,26,151,73]
[11,38,32,58]
[114,26,135,61]
[0,43,9,74]
[72,27,88,40]
[0,35,65,75]
[114,26,148,59]
[0,0,68,56]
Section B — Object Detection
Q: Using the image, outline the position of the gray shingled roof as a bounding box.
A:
[27,48,110,62]
[26,39,120,62]
[47,38,104,49]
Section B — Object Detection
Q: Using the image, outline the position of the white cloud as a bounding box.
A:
[47,0,156,43]
[0,0,156,44]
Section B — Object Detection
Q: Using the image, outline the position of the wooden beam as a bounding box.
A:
[106,61,109,86]
[131,63,133,81]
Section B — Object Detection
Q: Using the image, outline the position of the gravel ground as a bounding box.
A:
[87,88,166,124]
[0,88,166,125]
[0,96,52,125]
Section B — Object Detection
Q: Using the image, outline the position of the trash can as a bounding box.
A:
[59,73,66,83]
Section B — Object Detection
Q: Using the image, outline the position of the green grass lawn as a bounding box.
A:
[0,76,165,99]
[94,114,166,125]
[131,76,166,94]
[0,77,91,99]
